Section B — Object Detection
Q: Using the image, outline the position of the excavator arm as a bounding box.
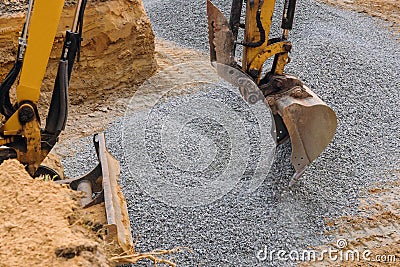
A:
[0,0,65,174]
[207,0,337,184]
[0,0,133,252]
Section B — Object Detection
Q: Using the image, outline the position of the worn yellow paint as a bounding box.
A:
[242,0,276,72]
[0,137,15,146]
[21,117,42,175]
[0,104,43,175]
[274,53,289,75]
[1,109,22,136]
[249,41,290,76]
[16,0,65,104]
[242,0,292,81]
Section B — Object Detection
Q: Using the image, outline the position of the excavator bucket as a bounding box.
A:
[207,0,338,184]
[266,85,337,184]
[57,133,133,253]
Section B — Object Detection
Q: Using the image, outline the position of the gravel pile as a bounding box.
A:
[63,0,400,266]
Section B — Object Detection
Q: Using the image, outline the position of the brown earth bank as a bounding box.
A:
[0,0,156,98]
[319,0,400,33]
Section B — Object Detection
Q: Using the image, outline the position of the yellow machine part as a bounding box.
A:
[16,0,65,104]
[243,0,291,79]
[242,0,276,68]
[0,0,64,174]
[1,0,135,253]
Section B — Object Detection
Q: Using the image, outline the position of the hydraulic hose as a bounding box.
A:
[0,0,34,118]
[0,59,21,118]
[240,0,265,48]
[45,0,87,135]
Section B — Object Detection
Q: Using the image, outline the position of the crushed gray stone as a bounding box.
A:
[61,0,399,266]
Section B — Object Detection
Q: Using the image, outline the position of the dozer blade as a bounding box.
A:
[266,83,337,184]
[206,0,236,66]
[57,133,133,253]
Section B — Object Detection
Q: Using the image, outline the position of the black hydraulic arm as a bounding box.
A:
[229,0,243,41]
[281,0,297,31]
[0,58,22,118]
[45,0,87,136]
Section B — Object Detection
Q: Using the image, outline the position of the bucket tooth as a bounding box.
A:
[207,0,236,66]
[57,133,133,253]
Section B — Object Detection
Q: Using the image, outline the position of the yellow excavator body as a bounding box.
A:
[16,0,64,103]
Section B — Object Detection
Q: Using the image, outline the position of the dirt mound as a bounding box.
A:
[0,159,111,267]
[0,0,156,102]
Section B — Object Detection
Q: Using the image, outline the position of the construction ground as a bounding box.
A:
[0,0,399,266]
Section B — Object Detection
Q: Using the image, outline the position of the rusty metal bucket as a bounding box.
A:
[57,133,133,253]
[266,84,337,184]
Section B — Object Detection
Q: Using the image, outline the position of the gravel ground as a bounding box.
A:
[63,0,400,266]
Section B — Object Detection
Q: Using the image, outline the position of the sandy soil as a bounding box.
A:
[319,0,400,33]
[300,171,400,266]
[0,159,111,267]
[0,156,181,267]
